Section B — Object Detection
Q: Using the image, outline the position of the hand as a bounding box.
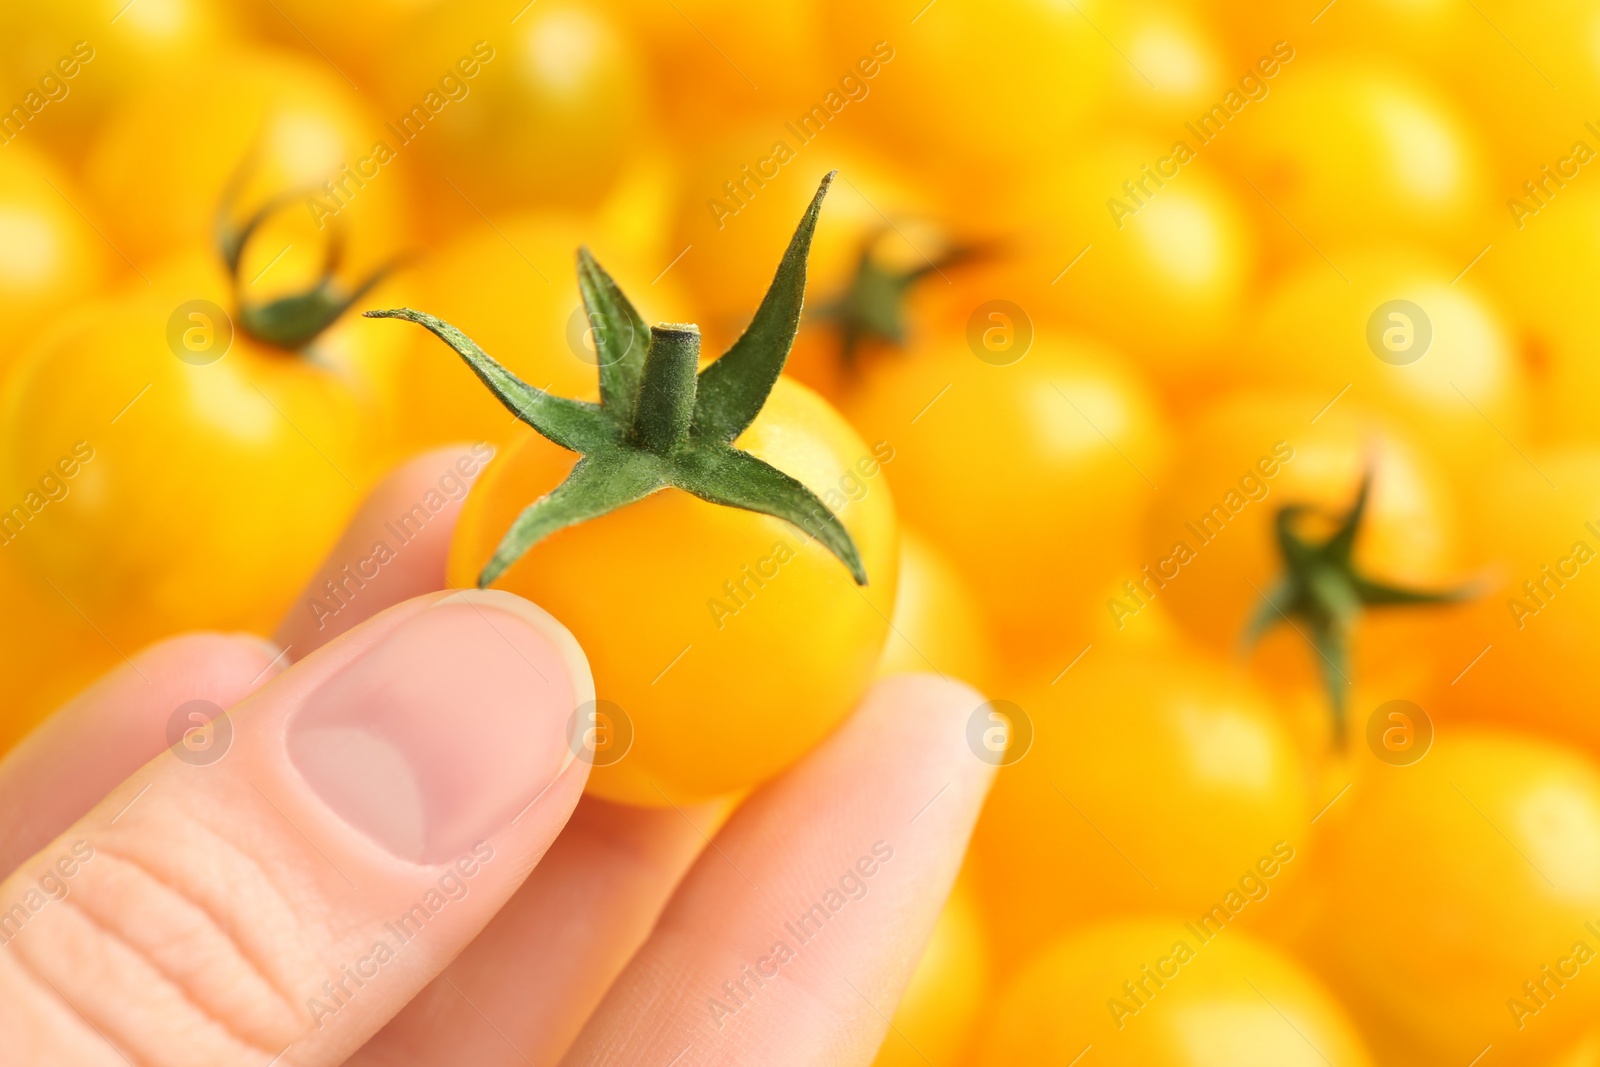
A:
[0,446,996,1066]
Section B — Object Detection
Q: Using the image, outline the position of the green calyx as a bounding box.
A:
[814,229,984,370]
[366,171,868,590]
[1242,473,1474,746]
[215,177,396,353]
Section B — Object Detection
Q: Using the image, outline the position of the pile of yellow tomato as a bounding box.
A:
[4,0,1600,1063]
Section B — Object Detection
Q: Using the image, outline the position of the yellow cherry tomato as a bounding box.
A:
[375,0,645,214]
[0,251,395,647]
[449,375,898,805]
[979,918,1373,1066]
[813,0,1110,199]
[968,645,1312,971]
[1319,728,1600,1064]
[389,211,688,453]
[871,879,990,1067]
[1245,244,1528,493]
[1141,389,1465,727]
[0,143,110,357]
[1481,184,1600,444]
[0,0,237,161]
[843,332,1167,673]
[876,526,996,695]
[0,552,116,755]
[85,46,411,283]
[1223,56,1493,267]
[982,137,1258,381]
[1426,449,1600,754]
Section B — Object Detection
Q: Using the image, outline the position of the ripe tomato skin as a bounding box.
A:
[1318,729,1600,1064]
[978,919,1373,1066]
[871,878,990,1067]
[85,46,411,283]
[1425,450,1600,753]
[842,334,1167,673]
[449,377,898,806]
[968,645,1312,971]
[0,144,110,357]
[375,0,645,214]
[0,0,238,161]
[876,527,996,695]
[1243,245,1527,493]
[0,553,115,755]
[388,211,689,454]
[1222,57,1492,267]
[1141,389,1465,712]
[0,253,394,646]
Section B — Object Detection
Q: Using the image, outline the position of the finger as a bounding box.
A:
[0,632,284,877]
[349,795,728,1066]
[559,674,998,1066]
[0,588,591,1067]
[274,443,495,661]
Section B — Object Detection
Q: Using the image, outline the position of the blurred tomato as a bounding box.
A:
[979,918,1373,1066]
[0,250,394,647]
[844,332,1167,672]
[980,137,1258,381]
[969,645,1311,970]
[85,46,411,286]
[871,879,990,1067]
[1245,244,1529,492]
[0,552,116,755]
[0,144,110,358]
[0,0,237,161]
[1320,728,1600,1063]
[1142,389,1466,730]
[1224,56,1492,267]
[1427,449,1600,753]
[375,0,645,214]
[876,526,996,694]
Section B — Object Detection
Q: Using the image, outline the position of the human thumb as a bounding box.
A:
[0,589,591,1067]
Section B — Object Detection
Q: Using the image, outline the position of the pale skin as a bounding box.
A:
[0,446,996,1066]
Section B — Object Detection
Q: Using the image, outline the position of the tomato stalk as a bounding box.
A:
[214,169,397,352]
[1243,473,1475,745]
[367,171,869,589]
